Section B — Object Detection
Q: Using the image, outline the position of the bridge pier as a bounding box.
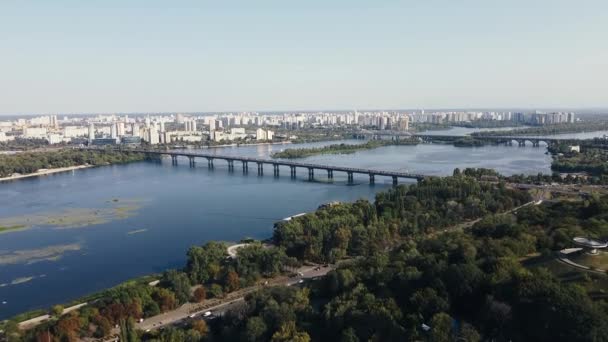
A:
[170,155,178,165]
[347,172,354,184]
[273,164,279,177]
[369,173,375,184]
[257,162,263,176]
[308,168,314,181]
[242,161,248,173]
[227,159,234,172]
[290,166,296,178]
[206,157,214,168]
[532,141,540,147]
[518,140,525,147]
[327,169,333,179]
[188,156,195,167]
[392,176,398,186]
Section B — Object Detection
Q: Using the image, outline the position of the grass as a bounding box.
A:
[524,254,608,296]
[570,252,608,271]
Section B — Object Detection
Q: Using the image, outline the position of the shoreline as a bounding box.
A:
[182,140,294,149]
[0,165,92,183]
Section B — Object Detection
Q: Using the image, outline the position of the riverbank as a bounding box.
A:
[198,140,292,149]
[0,165,92,182]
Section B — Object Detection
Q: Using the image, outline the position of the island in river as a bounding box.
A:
[271,139,418,159]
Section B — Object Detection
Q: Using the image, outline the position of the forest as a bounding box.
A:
[6,172,608,341]
[271,139,418,159]
[0,149,147,178]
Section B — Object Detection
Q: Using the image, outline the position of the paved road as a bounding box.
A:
[99,264,334,338]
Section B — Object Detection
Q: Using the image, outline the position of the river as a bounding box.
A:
[0,128,594,319]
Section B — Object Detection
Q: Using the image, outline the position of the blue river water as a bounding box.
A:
[0,127,597,318]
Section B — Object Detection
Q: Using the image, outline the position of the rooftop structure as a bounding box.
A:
[573,237,608,254]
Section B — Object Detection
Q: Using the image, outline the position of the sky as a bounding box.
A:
[1,0,607,114]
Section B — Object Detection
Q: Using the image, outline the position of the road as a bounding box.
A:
[94,264,334,340]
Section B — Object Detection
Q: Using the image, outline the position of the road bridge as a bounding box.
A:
[414,134,584,147]
[89,148,427,185]
[353,130,585,147]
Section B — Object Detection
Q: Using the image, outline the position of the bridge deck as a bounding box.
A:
[109,148,427,180]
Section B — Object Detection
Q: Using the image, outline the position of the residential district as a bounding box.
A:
[0,110,576,146]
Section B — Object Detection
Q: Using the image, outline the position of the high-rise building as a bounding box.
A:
[117,122,125,136]
[132,123,140,137]
[110,123,118,139]
[88,123,95,142]
[568,112,576,123]
[50,115,59,129]
[398,116,409,131]
[185,120,197,132]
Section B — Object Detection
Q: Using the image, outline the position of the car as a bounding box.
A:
[203,311,212,317]
[298,279,304,284]
[189,313,197,318]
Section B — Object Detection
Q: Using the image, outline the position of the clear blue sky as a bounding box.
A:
[1,0,607,114]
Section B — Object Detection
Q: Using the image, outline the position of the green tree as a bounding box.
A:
[162,270,191,304]
[271,321,310,342]
[245,316,268,341]
[430,312,453,342]
[51,304,64,317]
[119,317,140,342]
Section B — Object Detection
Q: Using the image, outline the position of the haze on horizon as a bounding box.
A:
[1,0,607,115]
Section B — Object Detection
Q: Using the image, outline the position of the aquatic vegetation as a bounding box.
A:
[0,243,81,265]
[0,199,144,234]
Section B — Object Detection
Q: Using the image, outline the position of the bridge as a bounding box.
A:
[354,130,585,147]
[92,148,427,185]
[415,134,583,147]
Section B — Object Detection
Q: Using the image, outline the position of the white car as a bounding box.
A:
[203,311,212,317]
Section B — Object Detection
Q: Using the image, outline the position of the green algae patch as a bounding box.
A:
[0,243,82,265]
[0,224,27,234]
[0,198,145,234]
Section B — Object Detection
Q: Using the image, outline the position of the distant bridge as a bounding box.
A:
[90,148,427,185]
[415,134,584,147]
[354,130,586,147]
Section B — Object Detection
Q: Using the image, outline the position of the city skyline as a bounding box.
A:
[2,0,608,114]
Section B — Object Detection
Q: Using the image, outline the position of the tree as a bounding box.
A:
[154,288,177,312]
[271,321,310,342]
[36,330,54,342]
[55,313,81,341]
[192,286,207,303]
[51,304,64,317]
[163,269,192,304]
[245,316,268,341]
[224,270,240,292]
[208,283,224,298]
[2,320,21,342]
[191,319,209,337]
[119,317,140,342]
[340,327,359,342]
[430,313,453,342]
